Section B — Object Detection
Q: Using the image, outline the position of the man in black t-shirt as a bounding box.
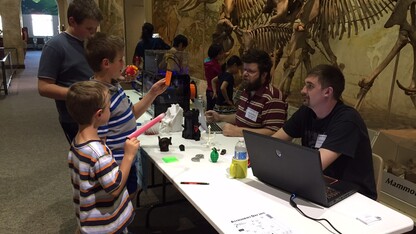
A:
[272,64,377,200]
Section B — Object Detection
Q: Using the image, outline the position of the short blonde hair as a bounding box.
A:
[66,81,109,125]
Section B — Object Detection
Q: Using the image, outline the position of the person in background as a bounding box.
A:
[212,55,242,114]
[85,32,168,199]
[66,81,139,233]
[21,27,28,57]
[37,0,103,144]
[272,64,377,200]
[132,22,170,69]
[204,43,225,111]
[206,48,287,137]
[160,34,189,73]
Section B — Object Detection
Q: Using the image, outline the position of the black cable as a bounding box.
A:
[289,194,342,234]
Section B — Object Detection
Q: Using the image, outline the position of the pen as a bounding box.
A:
[180,182,209,185]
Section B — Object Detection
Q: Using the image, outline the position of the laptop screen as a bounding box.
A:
[243,130,332,206]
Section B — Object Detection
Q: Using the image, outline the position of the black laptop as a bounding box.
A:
[243,130,357,207]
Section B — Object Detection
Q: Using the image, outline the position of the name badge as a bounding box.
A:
[314,134,327,148]
[245,107,258,122]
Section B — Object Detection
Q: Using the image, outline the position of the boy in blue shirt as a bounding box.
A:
[85,32,168,198]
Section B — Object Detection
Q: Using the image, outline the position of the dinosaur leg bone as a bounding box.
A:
[355,29,409,109]
[396,41,416,107]
[320,31,339,67]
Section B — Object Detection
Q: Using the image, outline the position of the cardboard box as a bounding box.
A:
[373,130,416,163]
[372,130,416,217]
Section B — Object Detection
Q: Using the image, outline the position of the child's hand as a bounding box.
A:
[149,78,168,95]
[124,138,140,160]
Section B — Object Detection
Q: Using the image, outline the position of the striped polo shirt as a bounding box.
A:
[68,140,134,233]
[235,83,287,131]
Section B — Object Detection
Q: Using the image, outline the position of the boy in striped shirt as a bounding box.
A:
[85,33,168,199]
[66,81,140,233]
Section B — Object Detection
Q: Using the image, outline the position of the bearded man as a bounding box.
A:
[205,48,287,137]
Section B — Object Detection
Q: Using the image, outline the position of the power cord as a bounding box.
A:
[290,194,342,234]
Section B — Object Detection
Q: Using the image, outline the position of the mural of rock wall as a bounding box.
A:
[98,0,125,38]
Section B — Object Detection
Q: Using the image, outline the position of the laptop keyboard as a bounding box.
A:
[326,186,342,199]
[208,122,222,132]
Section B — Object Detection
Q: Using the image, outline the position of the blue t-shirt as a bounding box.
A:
[38,32,93,123]
[97,80,137,162]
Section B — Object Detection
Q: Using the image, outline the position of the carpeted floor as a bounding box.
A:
[0,51,217,234]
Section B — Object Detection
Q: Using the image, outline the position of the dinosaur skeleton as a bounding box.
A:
[177,0,218,12]
[222,0,269,28]
[213,0,269,53]
[213,0,301,86]
[172,0,416,109]
[235,24,294,80]
[237,24,292,53]
[216,0,396,100]
[356,0,416,108]
[278,0,395,98]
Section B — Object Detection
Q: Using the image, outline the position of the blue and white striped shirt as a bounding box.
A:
[98,81,137,163]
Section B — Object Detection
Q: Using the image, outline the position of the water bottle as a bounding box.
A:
[196,95,205,124]
[197,95,205,112]
[234,138,247,160]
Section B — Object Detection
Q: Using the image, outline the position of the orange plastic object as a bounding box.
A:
[189,82,196,99]
[165,70,172,86]
[125,65,138,76]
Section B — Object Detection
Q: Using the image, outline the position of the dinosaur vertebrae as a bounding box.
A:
[310,0,395,40]
[178,0,218,12]
[242,24,293,52]
[232,0,269,28]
